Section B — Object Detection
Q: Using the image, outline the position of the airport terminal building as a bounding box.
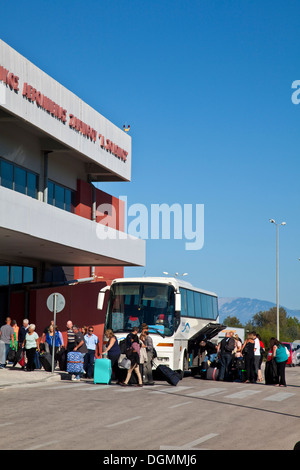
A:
[0,40,145,342]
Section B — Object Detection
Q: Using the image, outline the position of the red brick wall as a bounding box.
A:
[29,282,108,353]
[9,179,125,337]
[74,179,124,282]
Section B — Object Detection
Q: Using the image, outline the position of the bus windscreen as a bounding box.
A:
[106,283,176,336]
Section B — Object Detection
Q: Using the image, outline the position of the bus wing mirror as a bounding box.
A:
[97,286,110,310]
[175,293,181,312]
[97,292,105,310]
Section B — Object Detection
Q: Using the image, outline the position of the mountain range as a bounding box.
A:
[218,297,300,325]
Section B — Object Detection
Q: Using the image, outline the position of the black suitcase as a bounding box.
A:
[56,347,67,371]
[265,359,278,385]
[39,352,52,372]
[206,366,219,381]
[156,365,181,386]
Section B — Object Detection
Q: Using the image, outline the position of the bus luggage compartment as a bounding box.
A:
[188,322,226,376]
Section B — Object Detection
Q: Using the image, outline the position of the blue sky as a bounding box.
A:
[1,0,300,309]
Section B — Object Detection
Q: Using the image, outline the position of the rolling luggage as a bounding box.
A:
[265,359,278,385]
[156,364,181,386]
[206,366,219,381]
[39,352,52,372]
[34,350,42,369]
[67,351,83,374]
[56,347,67,371]
[94,358,112,384]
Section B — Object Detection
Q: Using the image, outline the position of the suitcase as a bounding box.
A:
[34,350,42,369]
[265,359,278,385]
[156,365,181,386]
[57,348,67,371]
[67,351,83,374]
[94,358,112,384]
[39,352,52,372]
[206,366,219,381]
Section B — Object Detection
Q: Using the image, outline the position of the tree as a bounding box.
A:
[249,307,300,347]
[222,316,243,328]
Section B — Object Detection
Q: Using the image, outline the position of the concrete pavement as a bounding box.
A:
[0,363,63,388]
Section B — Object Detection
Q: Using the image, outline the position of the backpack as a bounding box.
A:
[119,339,127,354]
[224,337,235,353]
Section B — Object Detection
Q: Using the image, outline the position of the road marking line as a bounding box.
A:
[263,392,295,402]
[225,390,261,399]
[151,386,193,394]
[114,387,144,392]
[79,385,111,391]
[160,433,218,450]
[106,416,141,428]
[168,401,193,409]
[26,440,60,450]
[41,383,88,390]
[187,388,227,397]
[0,422,13,427]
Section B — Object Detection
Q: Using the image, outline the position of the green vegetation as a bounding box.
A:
[223,307,300,349]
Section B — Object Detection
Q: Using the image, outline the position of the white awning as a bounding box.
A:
[0,186,145,267]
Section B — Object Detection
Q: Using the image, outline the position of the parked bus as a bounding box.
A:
[98,277,225,377]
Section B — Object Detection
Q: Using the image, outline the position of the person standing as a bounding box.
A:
[72,325,88,381]
[22,324,39,372]
[12,319,29,368]
[17,319,29,350]
[253,331,261,383]
[139,333,148,380]
[45,324,62,365]
[217,331,235,381]
[141,324,155,385]
[256,333,265,383]
[10,320,19,350]
[0,317,16,368]
[120,334,143,387]
[270,338,288,387]
[66,321,75,353]
[241,333,255,383]
[232,334,244,381]
[84,326,100,379]
[102,329,121,383]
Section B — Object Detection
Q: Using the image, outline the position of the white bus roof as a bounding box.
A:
[110,277,218,298]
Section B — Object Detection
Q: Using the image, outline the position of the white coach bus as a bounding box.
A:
[98,277,225,377]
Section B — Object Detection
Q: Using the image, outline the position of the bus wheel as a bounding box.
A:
[178,352,188,379]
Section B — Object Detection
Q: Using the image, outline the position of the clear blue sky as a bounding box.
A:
[1,0,300,309]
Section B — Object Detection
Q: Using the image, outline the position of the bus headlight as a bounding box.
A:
[157,357,169,362]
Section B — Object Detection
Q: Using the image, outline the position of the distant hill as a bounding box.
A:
[218,297,300,325]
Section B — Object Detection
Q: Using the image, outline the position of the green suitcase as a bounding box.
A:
[94,358,112,384]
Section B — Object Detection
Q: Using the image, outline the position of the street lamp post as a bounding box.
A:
[163,272,188,278]
[269,219,286,340]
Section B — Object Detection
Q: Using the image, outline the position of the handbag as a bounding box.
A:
[7,348,17,362]
[18,349,26,367]
[119,357,131,369]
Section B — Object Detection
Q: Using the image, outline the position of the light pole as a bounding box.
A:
[269,219,286,340]
[163,272,188,278]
